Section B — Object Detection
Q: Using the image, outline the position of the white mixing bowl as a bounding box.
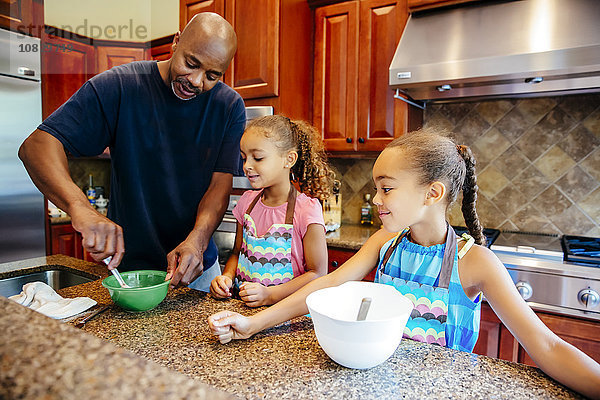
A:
[306,281,413,369]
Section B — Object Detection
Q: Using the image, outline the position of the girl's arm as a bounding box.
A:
[208,228,396,342]
[251,223,327,306]
[209,222,243,298]
[462,246,600,399]
[221,222,243,280]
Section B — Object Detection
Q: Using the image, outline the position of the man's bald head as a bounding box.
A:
[179,12,237,67]
[161,12,237,100]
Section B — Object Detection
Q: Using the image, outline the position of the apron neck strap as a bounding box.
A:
[245,185,298,225]
[438,223,457,289]
[379,229,409,268]
[284,185,298,224]
[378,223,457,289]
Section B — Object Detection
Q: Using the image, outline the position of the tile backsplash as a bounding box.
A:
[68,158,111,198]
[330,94,600,236]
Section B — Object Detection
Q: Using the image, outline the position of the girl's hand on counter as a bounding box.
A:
[210,275,233,298]
[238,282,271,307]
[208,311,254,344]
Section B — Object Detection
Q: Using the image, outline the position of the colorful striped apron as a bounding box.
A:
[375,225,457,347]
[235,186,297,287]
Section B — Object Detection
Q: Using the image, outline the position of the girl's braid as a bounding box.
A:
[457,145,486,246]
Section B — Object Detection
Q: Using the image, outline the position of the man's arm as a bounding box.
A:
[19,129,124,268]
[166,171,232,287]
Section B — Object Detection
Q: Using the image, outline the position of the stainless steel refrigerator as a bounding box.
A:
[0,27,45,263]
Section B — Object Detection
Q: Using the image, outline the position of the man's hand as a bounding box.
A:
[70,206,124,270]
[239,282,272,307]
[210,275,233,298]
[207,310,254,344]
[166,236,205,288]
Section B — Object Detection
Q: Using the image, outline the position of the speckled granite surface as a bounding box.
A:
[326,223,382,250]
[1,256,583,399]
[0,254,107,280]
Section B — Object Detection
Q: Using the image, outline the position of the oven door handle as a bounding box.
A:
[516,246,536,253]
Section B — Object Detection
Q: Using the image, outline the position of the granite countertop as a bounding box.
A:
[326,223,381,250]
[49,215,72,224]
[0,256,584,399]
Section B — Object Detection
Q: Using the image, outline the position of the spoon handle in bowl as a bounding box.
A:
[103,256,131,288]
[356,297,372,321]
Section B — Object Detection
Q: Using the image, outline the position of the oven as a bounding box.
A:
[491,232,600,321]
[212,177,255,267]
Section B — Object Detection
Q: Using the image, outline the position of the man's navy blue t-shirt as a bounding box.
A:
[39,61,246,272]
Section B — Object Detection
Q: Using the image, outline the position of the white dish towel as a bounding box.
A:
[9,281,97,319]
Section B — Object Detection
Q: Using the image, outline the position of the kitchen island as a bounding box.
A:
[0,256,584,399]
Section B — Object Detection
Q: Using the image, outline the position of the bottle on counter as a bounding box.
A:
[360,193,373,225]
[85,174,96,207]
[95,194,108,216]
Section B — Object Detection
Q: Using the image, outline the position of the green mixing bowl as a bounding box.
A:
[101,270,170,311]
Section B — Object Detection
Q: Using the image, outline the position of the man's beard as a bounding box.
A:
[171,77,200,100]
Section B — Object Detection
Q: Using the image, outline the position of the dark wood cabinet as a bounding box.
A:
[519,311,600,366]
[50,224,83,259]
[313,1,359,152]
[474,302,600,366]
[180,0,225,31]
[328,247,376,282]
[96,46,146,73]
[49,223,95,263]
[41,32,149,119]
[473,302,503,358]
[150,42,173,61]
[312,0,422,153]
[224,0,279,99]
[41,34,96,119]
[0,0,42,35]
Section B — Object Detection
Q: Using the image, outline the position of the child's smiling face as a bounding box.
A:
[240,127,291,189]
[372,148,430,233]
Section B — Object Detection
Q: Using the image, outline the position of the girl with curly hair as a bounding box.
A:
[210,115,334,307]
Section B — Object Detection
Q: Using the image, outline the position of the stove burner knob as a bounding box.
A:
[578,289,600,309]
[515,281,532,300]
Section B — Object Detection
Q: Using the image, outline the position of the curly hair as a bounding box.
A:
[246,115,334,201]
[387,128,486,246]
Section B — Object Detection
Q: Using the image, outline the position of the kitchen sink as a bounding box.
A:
[0,269,95,298]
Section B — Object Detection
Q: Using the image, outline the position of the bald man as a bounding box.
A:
[19,13,245,290]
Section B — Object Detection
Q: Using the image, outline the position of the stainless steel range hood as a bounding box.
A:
[389,0,600,103]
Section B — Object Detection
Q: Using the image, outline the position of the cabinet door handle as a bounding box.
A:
[346,138,352,143]
[358,137,365,143]
[331,261,339,268]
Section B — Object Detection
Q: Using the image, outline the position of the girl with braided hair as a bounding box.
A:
[210,115,333,307]
[209,128,600,398]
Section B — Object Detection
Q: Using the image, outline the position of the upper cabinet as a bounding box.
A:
[180,0,225,30]
[180,0,312,120]
[313,2,358,152]
[407,0,479,13]
[224,0,279,99]
[150,40,173,61]
[311,0,422,153]
[41,33,147,118]
[96,46,146,74]
[41,34,96,119]
[0,0,43,36]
